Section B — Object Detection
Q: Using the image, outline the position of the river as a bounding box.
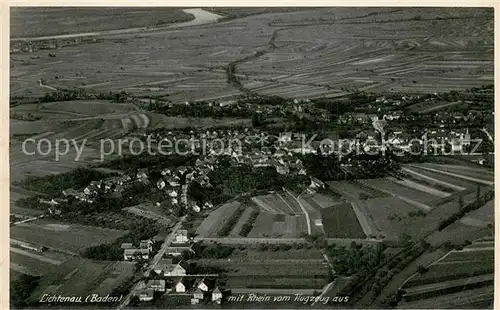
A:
[11,8,223,42]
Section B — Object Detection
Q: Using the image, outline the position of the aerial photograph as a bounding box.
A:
[9,6,494,309]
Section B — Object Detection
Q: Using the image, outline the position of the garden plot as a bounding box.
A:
[251,192,298,215]
[195,201,241,238]
[229,207,255,237]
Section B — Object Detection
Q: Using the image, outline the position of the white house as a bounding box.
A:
[175,280,185,293]
[175,230,189,244]
[193,288,204,300]
[168,189,178,198]
[137,282,154,302]
[157,180,166,190]
[196,278,208,292]
[310,178,325,189]
[123,248,149,261]
[164,263,187,277]
[192,204,201,213]
[212,287,222,304]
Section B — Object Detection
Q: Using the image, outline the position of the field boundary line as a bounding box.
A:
[357,180,432,212]
[402,167,466,191]
[410,165,493,186]
[349,201,375,238]
[284,188,312,235]
[276,191,297,214]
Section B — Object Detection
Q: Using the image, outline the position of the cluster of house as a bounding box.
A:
[122,239,153,261]
[62,174,132,204]
[154,161,215,213]
[121,229,193,261]
[136,274,222,305]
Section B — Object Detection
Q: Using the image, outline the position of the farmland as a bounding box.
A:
[327,180,388,201]
[399,241,494,308]
[11,7,195,38]
[320,203,366,239]
[242,191,309,238]
[355,197,422,241]
[197,248,329,291]
[27,258,135,304]
[10,219,128,254]
[195,201,242,238]
[10,8,493,103]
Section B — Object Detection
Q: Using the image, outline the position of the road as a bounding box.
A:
[285,188,312,235]
[117,219,184,309]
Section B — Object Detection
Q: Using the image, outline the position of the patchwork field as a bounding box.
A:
[399,241,494,308]
[327,180,388,201]
[355,197,422,240]
[197,248,329,290]
[27,258,135,304]
[10,8,493,102]
[10,219,128,254]
[195,201,241,238]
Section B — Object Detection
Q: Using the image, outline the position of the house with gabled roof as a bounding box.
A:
[147,279,166,292]
[194,278,208,292]
[175,230,188,244]
[164,261,187,277]
[175,279,185,293]
[212,287,222,304]
[193,288,204,300]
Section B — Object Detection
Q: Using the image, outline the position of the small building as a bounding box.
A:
[164,262,187,277]
[310,178,325,189]
[157,180,166,190]
[166,177,180,187]
[147,279,166,292]
[123,248,150,261]
[193,288,204,300]
[120,243,134,249]
[175,230,189,244]
[175,280,186,293]
[166,244,193,257]
[191,298,200,305]
[138,288,154,302]
[195,278,209,292]
[212,287,222,304]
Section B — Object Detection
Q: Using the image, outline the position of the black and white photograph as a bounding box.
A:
[8,6,495,309]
